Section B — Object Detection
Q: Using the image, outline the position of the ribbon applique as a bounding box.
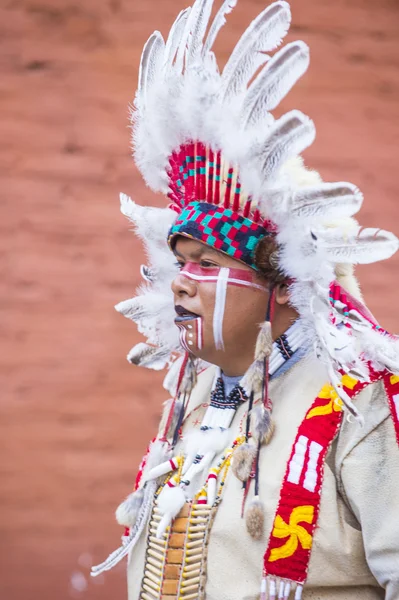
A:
[269,505,314,562]
[263,368,385,585]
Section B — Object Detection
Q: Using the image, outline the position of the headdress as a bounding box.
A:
[96,0,399,594]
[117,0,398,398]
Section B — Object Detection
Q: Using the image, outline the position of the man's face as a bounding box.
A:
[171,236,270,375]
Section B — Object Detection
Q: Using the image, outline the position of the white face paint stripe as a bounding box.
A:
[177,324,191,353]
[180,269,266,291]
[196,317,203,350]
[213,267,229,351]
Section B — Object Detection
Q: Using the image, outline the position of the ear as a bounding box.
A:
[275,282,290,305]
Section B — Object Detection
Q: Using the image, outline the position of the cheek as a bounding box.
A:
[223,287,268,336]
[197,283,267,349]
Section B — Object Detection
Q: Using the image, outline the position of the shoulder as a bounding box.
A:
[335,378,394,474]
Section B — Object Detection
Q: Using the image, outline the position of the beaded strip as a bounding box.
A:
[261,368,386,597]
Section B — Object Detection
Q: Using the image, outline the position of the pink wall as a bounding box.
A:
[1,0,398,598]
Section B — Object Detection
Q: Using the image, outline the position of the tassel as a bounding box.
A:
[283,581,292,599]
[245,495,265,540]
[252,405,275,445]
[115,488,145,527]
[241,360,264,395]
[269,578,277,600]
[161,397,184,440]
[231,443,257,482]
[179,357,198,395]
[260,576,267,600]
[255,320,273,361]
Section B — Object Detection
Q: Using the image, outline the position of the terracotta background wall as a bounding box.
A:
[1,0,398,598]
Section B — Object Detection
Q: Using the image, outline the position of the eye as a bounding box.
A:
[200,259,217,268]
[175,260,185,270]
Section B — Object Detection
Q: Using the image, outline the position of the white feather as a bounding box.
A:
[240,41,309,127]
[221,1,291,100]
[176,0,214,68]
[258,110,316,182]
[203,0,237,55]
[290,182,363,220]
[138,31,165,99]
[163,8,191,68]
[126,342,170,370]
[314,226,399,265]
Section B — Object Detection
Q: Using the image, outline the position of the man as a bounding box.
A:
[92,1,399,598]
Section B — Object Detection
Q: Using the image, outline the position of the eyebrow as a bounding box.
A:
[173,244,219,260]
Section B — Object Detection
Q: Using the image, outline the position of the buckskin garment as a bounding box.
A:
[127,353,399,600]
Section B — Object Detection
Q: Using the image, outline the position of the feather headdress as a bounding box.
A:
[117,0,398,398]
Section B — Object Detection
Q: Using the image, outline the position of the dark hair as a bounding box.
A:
[254,235,286,285]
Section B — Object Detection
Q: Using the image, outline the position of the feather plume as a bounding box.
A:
[187,0,215,62]
[120,194,176,246]
[291,182,363,220]
[176,0,214,68]
[203,0,237,55]
[140,264,155,283]
[146,439,172,472]
[259,110,316,182]
[245,496,265,540]
[163,8,191,68]
[115,293,170,322]
[221,1,291,100]
[163,356,185,396]
[241,41,309,127]
[315,226,399,265]
[126,342,170,370]
[138,31,165,100]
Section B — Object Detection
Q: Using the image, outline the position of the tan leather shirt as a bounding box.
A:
[128,354,399,599]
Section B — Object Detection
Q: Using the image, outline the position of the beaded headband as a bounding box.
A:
[168,201,274,270]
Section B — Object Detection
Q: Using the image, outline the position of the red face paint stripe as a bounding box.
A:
[180,262,267,291]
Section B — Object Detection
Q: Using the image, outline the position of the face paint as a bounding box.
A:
[180,263,267,292]
[195,316,203,350]
[213,267,229,350]
[179,262,267,352]
[177,318,204,353]
[177,323,191,353]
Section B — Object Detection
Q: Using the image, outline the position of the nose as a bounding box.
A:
[171,272,197,298]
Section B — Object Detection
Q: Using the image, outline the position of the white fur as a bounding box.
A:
[156,486,187,537]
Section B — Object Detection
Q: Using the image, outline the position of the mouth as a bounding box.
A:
[174,305,201,323]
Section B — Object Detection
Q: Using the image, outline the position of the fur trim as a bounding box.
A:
[232,443,257,482]
[241,360,264,395]
[255,321,273,361]
[156,486,187,538]
[115,488,145,527]
[245,496,265,540]
[252,406,275,445]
